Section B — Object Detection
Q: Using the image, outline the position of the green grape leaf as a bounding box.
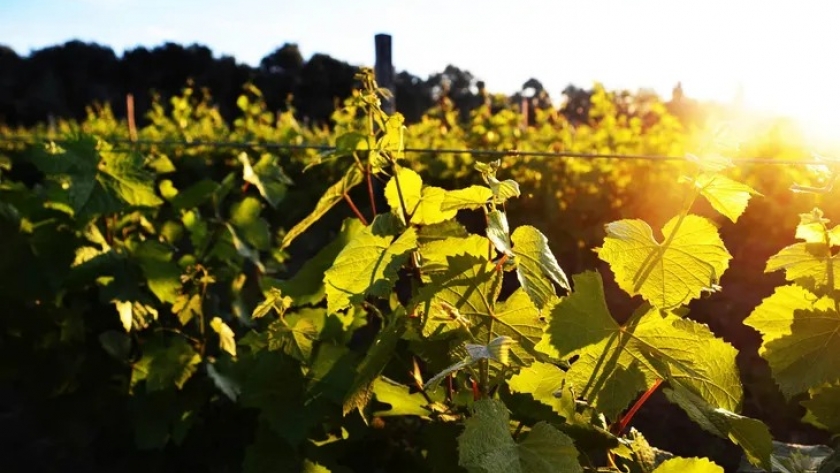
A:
[652,457,724,473]
[418,220,470,244]
[172,293,203,326]
[410,253,502,339]
[239,152,292,208]
[488,176,521,204]
[511,225,570,309]
[487,209,512,256]
[457,398,582,473]
[476,288,547,364]
[371,377,432,417]
[324,222,416,314]
[324,216,417,313]
[230,196,271,251]
[378,113,406,154]
[384,167,456,225]
[664,386,772,471]
[281,165,363,249]
[765,220,840,292]
[30,138,163,218]
[545,271,741,419]
[251,287,292,319]
[743,284,840,397]
[131,240,182,304]
[418,234,490,282]
[210,317,237,357]
[169,179,219,210]
[343,313,406,415]
[131,336,202,392]
[802,383,840,432]
[267,218,364,307]
[693,173,761,223]
[267,316,319,364]
[442,185,493,211]
[508,361,575,419]
[239,352,315,445]
[598,215,731,309]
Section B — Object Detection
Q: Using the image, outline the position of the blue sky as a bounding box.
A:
[2,0,838,140]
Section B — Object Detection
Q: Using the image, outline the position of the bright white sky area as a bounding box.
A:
[2,0,838,144]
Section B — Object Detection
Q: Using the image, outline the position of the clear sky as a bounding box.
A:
[2,0,838,142]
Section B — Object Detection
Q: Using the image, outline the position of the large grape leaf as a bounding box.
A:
[324,217,417,314]
[410,253,502,339]
[743,284,840,398]
[418,234,490,282]
[511,225,570,310]
[597,215,731,309]
[508,361,575,419]
[384,167,456,225]
[692,173,761,223]
[664,385,772,471]
[281,164,363,249]
[544,271,741,419]
[28,137,162,218]
[457,398,582,473]
[475,289,548,365]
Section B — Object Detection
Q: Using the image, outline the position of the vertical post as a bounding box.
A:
[126,94,138,142]
[374,34,395,115]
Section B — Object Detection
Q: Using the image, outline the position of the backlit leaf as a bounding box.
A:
[545,271,741,419]
[511,225,570,309]
[442,186,493,211]
[487,209,512,256]
[652,457,724,473]
[598,215,731,309]
[693,173,760,223]
[323,221,417,314]
[211,317,237,357]
[743,284,840,397]
[384,167,456,225]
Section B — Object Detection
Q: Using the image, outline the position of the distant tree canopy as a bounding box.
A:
[0,40,706,129]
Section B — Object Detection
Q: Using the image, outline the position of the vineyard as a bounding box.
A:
[2,67,840,473]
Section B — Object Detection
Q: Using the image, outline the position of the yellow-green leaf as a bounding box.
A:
[384,167,456,225]
[598,215,731,309]
[324,222,417,314]
[545,271,742,419]
[743,284,840,398]
[652,457,724,473]
[693,173,761,223]
[442,186,493,211]
[210,317,237,357]
[511,225,570,309]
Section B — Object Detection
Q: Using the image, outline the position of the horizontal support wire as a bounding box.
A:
[0,136,831,166]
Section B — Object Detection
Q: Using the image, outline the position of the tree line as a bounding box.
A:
[0,40,711,129]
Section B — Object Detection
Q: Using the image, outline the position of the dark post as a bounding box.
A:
[374,34,396,114]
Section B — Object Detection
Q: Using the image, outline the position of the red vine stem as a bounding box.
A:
[343,193,368,225]
[612,378,663,436]
[366,164,377,215]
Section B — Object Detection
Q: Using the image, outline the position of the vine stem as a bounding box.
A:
[611,378,663,436]
[342,193,368,225]
[366,163,378,215]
